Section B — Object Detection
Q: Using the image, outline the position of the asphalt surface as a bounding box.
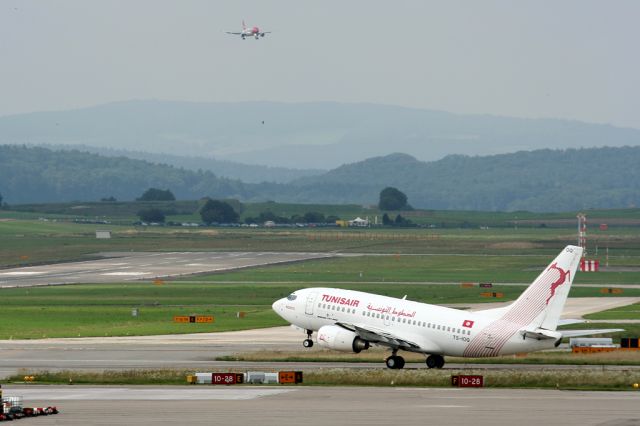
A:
[0,251,333,288]
[2,310,639,379]
[2,386,639,426]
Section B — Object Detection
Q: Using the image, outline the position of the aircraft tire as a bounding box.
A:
[385,355,405,369]
[426,354,439,369]
[385,356,397,369]
[303,338,314,348]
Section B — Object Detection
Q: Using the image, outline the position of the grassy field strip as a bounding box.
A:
[4,217,640,268]
[0,306,282,339]
[6,368,640,390]
[585,303,640,320]
[174,280,640,288]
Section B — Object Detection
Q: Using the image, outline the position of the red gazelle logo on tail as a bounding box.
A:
[545,262,570,305]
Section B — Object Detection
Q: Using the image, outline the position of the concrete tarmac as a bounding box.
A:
[0,251,333,288]
[2,316,640,379]
[2,385,639,426]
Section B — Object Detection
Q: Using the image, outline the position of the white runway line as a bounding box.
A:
[6,386,297,401]
[0,271,46,276]
[101,272,150,276]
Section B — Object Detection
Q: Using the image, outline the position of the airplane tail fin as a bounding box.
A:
[485,246,583,330]
[242,20,246,29]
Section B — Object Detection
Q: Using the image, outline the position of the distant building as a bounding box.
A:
[264,220,276,227]
[95,230,111,239]
[348,217,369,227]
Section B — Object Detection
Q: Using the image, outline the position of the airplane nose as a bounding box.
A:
[272,298,283,313]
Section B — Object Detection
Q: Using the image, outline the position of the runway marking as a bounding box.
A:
[101,272,150,276]
[419,405,470,408]
[0,271,46,276]
[1,386,297,401]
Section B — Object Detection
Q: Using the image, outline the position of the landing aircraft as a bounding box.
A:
[226,21,271,39]
[272,246,622,369]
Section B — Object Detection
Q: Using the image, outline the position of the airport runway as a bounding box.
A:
[2,385,639,426]
[2,317,640,379]
[0,251,333,288]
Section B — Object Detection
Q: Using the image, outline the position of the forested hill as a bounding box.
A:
[2,100,640,169]
[0,145,267,203]
[290,148,640,211]
[2,145,640,211]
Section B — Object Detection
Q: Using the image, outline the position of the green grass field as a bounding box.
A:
[183,254,640,285]
[0,305,280,339]
[584,303,640,320]
[3,214,640,268]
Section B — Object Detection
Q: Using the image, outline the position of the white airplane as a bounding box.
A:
[226,21,271,40]
[272,245,622,369]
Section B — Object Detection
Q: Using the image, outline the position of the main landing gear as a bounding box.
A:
[385,349,405,369]
[303,329,314,348]
[426,354,445,369]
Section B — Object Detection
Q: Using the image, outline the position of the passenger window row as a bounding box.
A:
[316,302,471,336]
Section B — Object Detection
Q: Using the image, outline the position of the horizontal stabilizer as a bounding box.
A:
[560,329,624,338]
[519,327,562,340]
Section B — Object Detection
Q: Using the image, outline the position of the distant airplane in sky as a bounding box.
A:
[273,245,622,369]
[226,21,271,40]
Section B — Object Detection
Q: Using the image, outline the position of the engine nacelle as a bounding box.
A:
[317,325,370,353]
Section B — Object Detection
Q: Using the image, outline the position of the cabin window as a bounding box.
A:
[437,325,441,330]
[392,317,395,321]
[447,326,451,332]
[341,307,345,312]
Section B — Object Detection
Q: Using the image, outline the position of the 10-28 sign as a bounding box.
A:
[451,375,484,387]
[212,373,244,385]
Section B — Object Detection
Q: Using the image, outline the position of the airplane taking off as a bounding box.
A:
[226,21,271,39]
[273,246,622,369]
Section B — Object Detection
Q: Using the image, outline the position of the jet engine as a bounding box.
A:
[317,325,370,353]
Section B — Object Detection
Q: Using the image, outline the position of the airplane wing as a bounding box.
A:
[226,32,242,35]
[559,329,624,338]
[337,322,421,350]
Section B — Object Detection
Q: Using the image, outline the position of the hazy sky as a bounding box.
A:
[1,0,639,128]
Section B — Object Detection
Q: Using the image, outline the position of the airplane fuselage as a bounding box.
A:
[273,287,557,358]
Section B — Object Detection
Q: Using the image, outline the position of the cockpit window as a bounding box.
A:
[286,293,297,301]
